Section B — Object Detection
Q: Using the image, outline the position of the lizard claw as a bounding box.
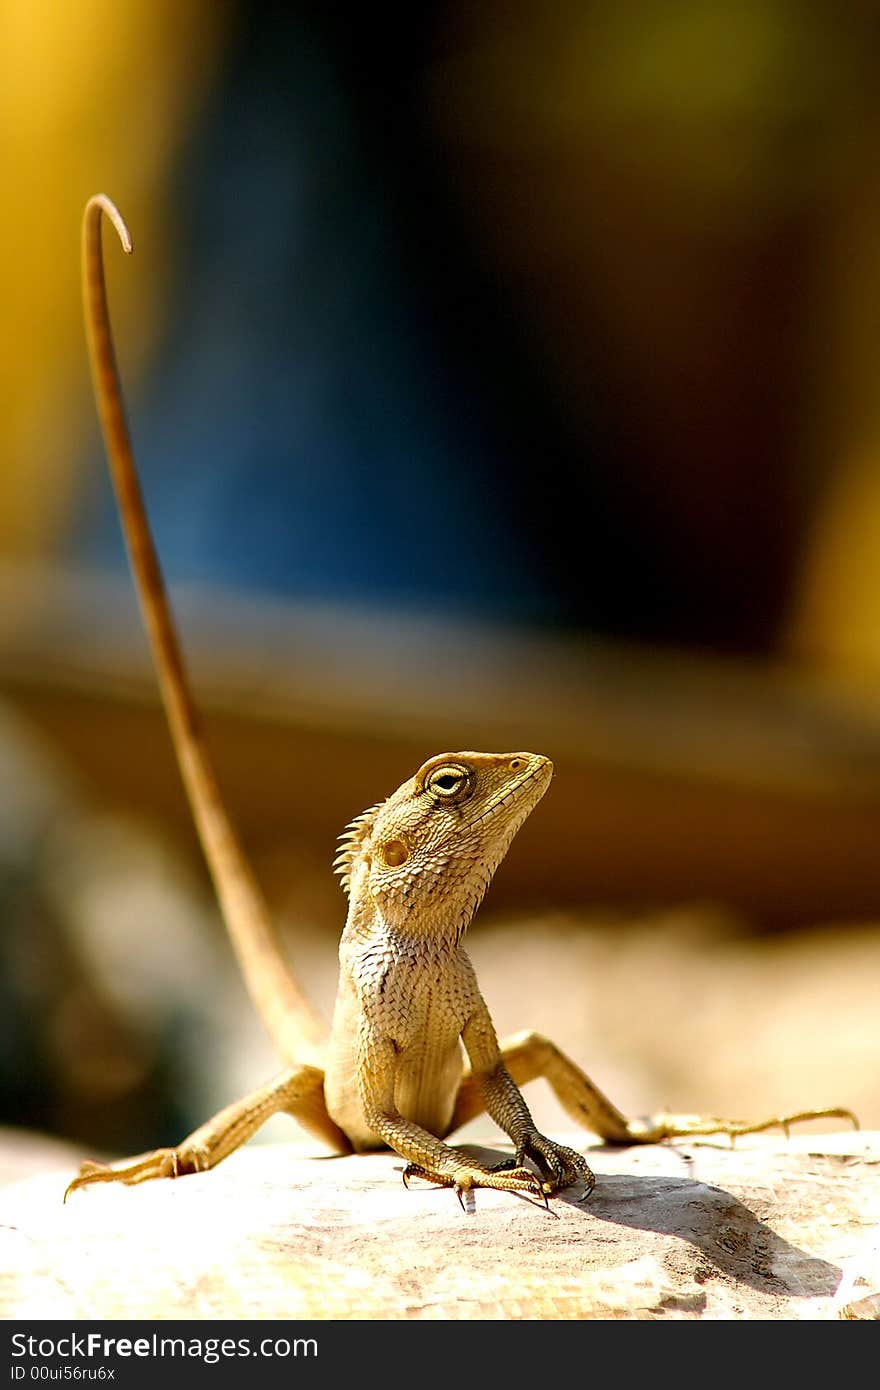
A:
[480,1163,551,1207]
[401,1162,448,1191]
[578,1168,597,1202]
[401,1159,552,1207]
[63,1144,207,1200]
[516,1130,594,1194]
[632,1106,860,1145]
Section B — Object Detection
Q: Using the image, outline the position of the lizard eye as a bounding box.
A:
[426,764,473,802]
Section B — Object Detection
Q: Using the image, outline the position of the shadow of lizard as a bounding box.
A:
[451,1142,841,1299]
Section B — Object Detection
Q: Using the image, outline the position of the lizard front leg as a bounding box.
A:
[450,1029,857,1145]
[66,1064,349,1199]
[458,1009,595,1197]
[358,1033,551,1205]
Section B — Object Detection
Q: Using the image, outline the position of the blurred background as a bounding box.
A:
[1,1,879,1176]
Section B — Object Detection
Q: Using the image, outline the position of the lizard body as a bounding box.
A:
[67,197,855,1205]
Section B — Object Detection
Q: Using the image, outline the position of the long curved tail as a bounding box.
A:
[81,194,326,1064]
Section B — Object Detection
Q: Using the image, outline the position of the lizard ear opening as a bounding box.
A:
[382,839,409,867]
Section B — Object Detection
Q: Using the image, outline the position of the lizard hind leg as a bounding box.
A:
[65,1063,350,1200]
[449,1029,858,1146]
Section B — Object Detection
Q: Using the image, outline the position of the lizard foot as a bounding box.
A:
[64,1144,207,1201]
[513,1130,596,1197]
[402,1161,551,1208]
[629,1106,859,1146]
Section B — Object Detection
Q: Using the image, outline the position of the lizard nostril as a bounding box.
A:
[509,758,525,771]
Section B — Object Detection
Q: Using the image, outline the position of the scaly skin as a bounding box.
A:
[323,749,593,1200]
[65,197,856,1206]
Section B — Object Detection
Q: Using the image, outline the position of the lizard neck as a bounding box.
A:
[342,883,467,954]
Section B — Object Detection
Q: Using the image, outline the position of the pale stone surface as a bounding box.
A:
[1,1129,878,1320]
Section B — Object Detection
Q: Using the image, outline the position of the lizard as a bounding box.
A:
[66,194,857,1206]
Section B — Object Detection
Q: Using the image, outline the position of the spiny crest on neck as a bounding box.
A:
[333,803,383,895]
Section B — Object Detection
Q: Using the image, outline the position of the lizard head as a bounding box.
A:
[334,751,553,938]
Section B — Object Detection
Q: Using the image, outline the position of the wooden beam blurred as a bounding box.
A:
[3,562,880,926]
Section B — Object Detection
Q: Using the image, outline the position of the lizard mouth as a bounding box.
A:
[472,758,551,826]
